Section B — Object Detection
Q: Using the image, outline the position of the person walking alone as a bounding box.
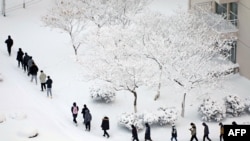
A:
[202,122,211,141]
[145,123,152,141]
[71,102,79,126]
[83,109,92,131]
[46,76,53,98]
[39,70,46,91]
[101,116,110,138]
[131,124,139,141]
[16,48,24,68]
[5,35,13,56]
[171,124,178,141]
[189,122,198,141]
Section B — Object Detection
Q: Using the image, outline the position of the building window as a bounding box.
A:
[215,2,238,26]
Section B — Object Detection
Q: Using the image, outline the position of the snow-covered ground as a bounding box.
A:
[0,0,250,141]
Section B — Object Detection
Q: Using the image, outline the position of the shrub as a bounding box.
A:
[118,112,144,130]
[198,97,226,122]
[141,111,158,125]
[156,106,178,125]
[244,97,250,113]
[89,81,116,103]
[225,95,245,117]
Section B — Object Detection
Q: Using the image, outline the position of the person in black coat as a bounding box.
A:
[101,116,110,138]
[5,35,13,56]
[171,124,178,141]
[202,122,211,141]
[81,104,89,119]
[16,48,24,68]
[131,124,139,141]
[46,76,53,98]
[145,123,152,141]
[29,62,39,84]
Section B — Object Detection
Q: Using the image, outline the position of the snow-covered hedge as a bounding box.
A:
[225,95,245,117]
[244,97,250,113]
[141,111,158,125]
[198,97,226,122]
[156,106,178,126]
[89,81,116,103]
[118,112,144,130]
[118,107,178,130]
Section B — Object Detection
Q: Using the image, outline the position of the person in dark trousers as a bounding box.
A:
[219,122,224,141]
[101,116,110,138]
[16,48,24,68]
[71,102,79,126]
[202,122,211,141]
[27,56,34,76]
[131,124,139,141]
[39,70,46,91]
[189,122,198,141]
[22,53,30,72]
[145,123,152,141]
[46,76,53,98]
[83,109,92,131]
[29,62,39,84]
[171,124,178,141]
[5,35,13,56]
[81,104,89,119]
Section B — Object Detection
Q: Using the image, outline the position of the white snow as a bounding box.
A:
[0,0,250,141]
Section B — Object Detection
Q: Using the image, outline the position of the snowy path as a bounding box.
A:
[0,48,104,141]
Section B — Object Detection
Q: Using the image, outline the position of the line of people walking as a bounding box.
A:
[6,34,54,99]
[70,102,110,138]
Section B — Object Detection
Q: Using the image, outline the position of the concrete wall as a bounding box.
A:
[237,0,250,79]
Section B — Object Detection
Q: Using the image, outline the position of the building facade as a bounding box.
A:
[189,0,250,79]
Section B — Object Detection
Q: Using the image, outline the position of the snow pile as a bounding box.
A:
[0,114,6,123]
[89,81,116,103]
[9,112,27,120]
[198,97,226,121]
[225,95,246,117]
[118,112,144,130]
[0,73,3,82]
[17,127,39,138]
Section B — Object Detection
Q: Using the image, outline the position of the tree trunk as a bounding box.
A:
[181,93,186,117]
[131,90,137,113]
[154,68,163,101]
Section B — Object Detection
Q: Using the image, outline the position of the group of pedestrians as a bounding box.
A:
[70,102,110,138]
[4,35,53,98]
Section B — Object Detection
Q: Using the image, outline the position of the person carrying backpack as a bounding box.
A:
[71,102,79,126]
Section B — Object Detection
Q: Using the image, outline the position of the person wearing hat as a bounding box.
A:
[171,124,177,141]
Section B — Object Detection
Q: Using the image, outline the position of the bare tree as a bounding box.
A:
[79,27,158,113]
[162,10,238,117]
[42,0,88,55]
